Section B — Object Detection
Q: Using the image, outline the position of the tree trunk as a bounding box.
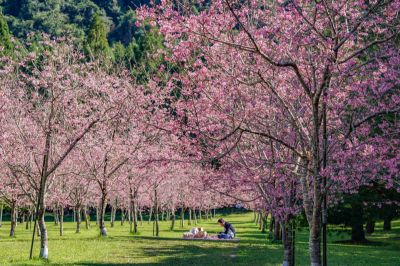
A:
[255,212,260,225]
[180,207,185,228]
[282,220,294,266]
[269,217,274,237]
[274,219,281,241]
[366,220,375,234]
[10,200,17,237]
[148,207,153,224]
[351,222,365,242]
[309,223,321,266]
[99,191,107,236]
[193,208,197,225]
[110,205,115,228]
[0,202,3,228]
[26,212,30,230]
[121,209,125,226]
[139,208,143,226]
[21,211,25,224]
[54,207,59,225]
[129,208,133,233]
[76,206,81,233]
[30,209,33,230]
[132,190,138,233]
[59,207,64,236]
[154,188,159,237]
[383,217,392,231]
[83,206,89,229]
[38,205,48,259]
[128,207,132,228]
[261,212,267,233]
[170,208,176,230]
[36,220,41,237]
[96,206,99,225]
[351,201,365,242]
[188,209,192,225]
[213,208,216,218]
[308,107,323,266]
[73,207,76,223]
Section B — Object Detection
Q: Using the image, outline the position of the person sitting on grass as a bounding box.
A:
[217,218,236,239]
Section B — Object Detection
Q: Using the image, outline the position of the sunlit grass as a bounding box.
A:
[0,211,399,265]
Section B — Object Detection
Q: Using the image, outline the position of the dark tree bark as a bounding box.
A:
[383,217,392,231]
[366,220,375,234]
[99,188,107,236]
[282,220,295,266]
[0,202,3,228]
[351,201,365,242]
[139,208,143,226]
[37,205,48,259]
[274,219,281,241]
[54,207,59,225]
[269,216,274,237]
[194,208,198,225]
[76,206,81,233]
[180,207,185,228]
[10,200,17,237]
[170,208,176,230]
[154,188,159,237]
[148,207,153,224]
[59,206,64,236]
[26,212,30,230]
[261,212,267,233]
[83,206,89,229]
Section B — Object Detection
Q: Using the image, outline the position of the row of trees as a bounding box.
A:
[0,38,230,259]
[136,0,400,265]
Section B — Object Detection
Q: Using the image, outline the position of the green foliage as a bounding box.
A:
[86,13,110,58]
[329,184,400,236]
[110,10,137,45]
[0,13,13,54]
[130,25,165,82]
[0,0,173,78]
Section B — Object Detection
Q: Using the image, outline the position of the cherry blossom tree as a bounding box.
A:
[139,1,400,265]
[0,39,133,259]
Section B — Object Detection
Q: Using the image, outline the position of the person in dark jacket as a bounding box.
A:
[217,218,236,239]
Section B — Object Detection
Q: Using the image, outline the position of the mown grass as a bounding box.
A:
[0,211,399,265]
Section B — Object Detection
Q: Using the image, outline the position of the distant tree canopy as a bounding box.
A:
[86,13,109,58]
[0,0,151,43]
[0,13,13,55]
[0,0,169,71]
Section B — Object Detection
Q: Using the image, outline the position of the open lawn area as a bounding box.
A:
[0,212,399,265]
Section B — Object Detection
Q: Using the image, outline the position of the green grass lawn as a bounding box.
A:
[0,212,399,265]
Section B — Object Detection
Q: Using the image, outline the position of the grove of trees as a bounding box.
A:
[0,1,399,266]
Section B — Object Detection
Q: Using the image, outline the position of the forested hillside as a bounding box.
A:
[0,0,164,73]
[0,0,149,41]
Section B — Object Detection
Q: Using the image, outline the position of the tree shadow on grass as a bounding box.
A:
[45,244,248,266]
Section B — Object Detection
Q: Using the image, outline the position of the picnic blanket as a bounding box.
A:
[183,227,239,241]
[183,235,240,242]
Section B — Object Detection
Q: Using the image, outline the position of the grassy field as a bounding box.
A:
[0,211,399,265]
